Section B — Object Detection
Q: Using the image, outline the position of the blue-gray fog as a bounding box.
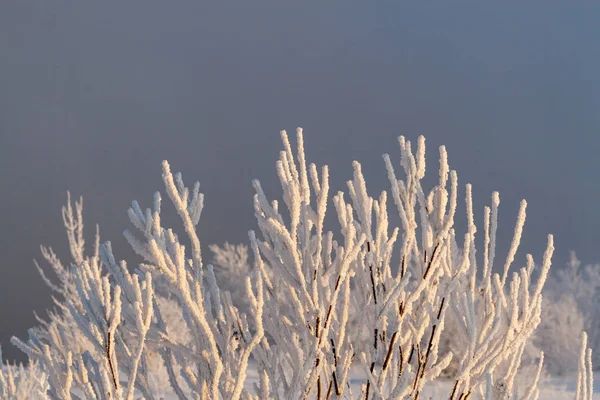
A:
[1,2,599,362]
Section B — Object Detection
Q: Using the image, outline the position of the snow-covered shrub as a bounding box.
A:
[542,252,600,372]
[248,132,559,398]
[3,128,594,399]
[535,294,586,376]
[209,243,255,317]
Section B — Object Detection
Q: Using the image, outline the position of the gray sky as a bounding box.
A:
[2,1,600,362]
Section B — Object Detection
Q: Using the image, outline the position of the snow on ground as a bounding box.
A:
[9,364,599,399]
[241,366,600,399]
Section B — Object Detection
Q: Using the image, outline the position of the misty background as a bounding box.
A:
[2,2,600,362]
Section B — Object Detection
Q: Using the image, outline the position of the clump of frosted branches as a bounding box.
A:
[121,160,266,399]
[248,129,558,399]
[3,127,594,399]
[0,346,48,399]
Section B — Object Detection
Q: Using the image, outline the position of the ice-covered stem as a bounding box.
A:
[576,332,594,400]
[62,192,86,266]
[161,160,204,278]
[520,352,544,400]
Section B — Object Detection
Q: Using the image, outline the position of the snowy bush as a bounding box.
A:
[534,293,586,376]
[209,243,258,319]
[540,252,600,373]
[1,128,594,399]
